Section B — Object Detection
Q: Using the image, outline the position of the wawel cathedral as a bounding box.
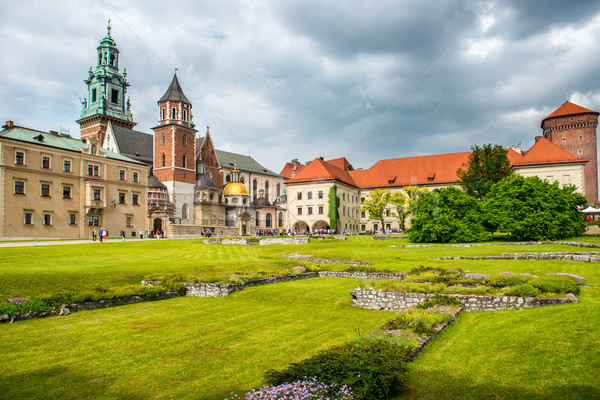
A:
[0,23,598,238]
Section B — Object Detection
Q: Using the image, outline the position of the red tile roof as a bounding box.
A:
[279,162,305,179]
[541,101,598,127]
[325,157,354,171]
[286,157,357,187]
[283,141,583,189]
[514,137,586,166]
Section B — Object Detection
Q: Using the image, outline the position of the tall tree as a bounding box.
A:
[361,188,391,230]
[389,190,408,231]
[328,185,340,231]
[408,186,490,243]
[482,175,587,241]
[457,144,512,199]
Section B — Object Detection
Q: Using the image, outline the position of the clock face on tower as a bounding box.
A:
[197,192,204,200]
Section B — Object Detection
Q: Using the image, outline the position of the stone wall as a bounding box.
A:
[66,292,183,311]
[432,252,600,262]
[372,235,408,240]
[259,237,309,245]
[317,271,408,280]
[350,288,578,312]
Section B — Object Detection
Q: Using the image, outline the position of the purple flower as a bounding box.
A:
[225,378,354,400]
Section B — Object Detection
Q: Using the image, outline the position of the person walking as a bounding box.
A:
[102,229,107,242]
[99,228,104,243]
[92,228,97,242]
[139,229,143,240]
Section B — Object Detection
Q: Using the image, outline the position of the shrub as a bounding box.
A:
[506,283,541,297]
[265,334,413,400]
[445,285,493,295]
[484,273,532,288]
[529,275,580,295]
[0,298,51,316]
[547,272,585,285]
[415,295,462,309]
[381,308,452,336]
[343,266,378,273]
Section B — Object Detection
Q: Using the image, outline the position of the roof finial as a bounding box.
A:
[107,19,111,34]
[566,90,570,102]
[174,67,178,74]
[234,155,237,169]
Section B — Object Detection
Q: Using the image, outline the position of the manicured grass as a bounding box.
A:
[1,236,599,299]
[1,236,599,399]
[401,288,600,400]
[0,278,395,400]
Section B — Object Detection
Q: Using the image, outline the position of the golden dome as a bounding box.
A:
[223,182,249,196]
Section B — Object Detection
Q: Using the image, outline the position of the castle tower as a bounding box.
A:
[152,72,198,222]
[542,101,599,202]
[77,20,135,144]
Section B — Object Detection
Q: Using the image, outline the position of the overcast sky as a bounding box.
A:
[2,0,600,173]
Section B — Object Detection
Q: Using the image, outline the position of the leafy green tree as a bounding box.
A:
[457,144,512,199]
[408,186,491,243]
[328,185,340,231]
[482,175,587,241]
[401,186,429,231]
[361,189,391,230]
[389,190,408,231]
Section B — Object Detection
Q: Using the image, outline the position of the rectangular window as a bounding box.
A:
[132,194,139,205]
[307,191,313,200]
[41,184,50,197]
[14,181,25,194]
[64,160,71,172]
[88,165,99,176]
[361,224,366,231]
[126,216,132,227]
[297,207,302,215]
[43,213,52,226]
[361,197,365,204]
[119,192,126,204]
[297,192,302,200]
[119,170,125,180]
[307,207,313,215]
[24,212,32,225]
[93,189,101,200]
[91,88,97,103]
[133,172,139,182]
[386,210,391,217]
[373,224,378,231]
[343,207,346,216]
[15,151,24,165]
[42,156,50,169]
[111,89,119,103]
[361,211,366,218]
[63,186,71,198]
[318,206,324,214]
[88,216,100,226]
[69,213,77,225]
[318,191,323,199]
[342,193,345,201]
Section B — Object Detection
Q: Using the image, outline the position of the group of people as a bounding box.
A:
[92,228,108,242]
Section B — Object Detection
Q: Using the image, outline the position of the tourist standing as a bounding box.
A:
[99,228,104,243]
[92,228,97,242]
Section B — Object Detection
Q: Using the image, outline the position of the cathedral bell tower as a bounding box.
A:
[77,20,135,144]
[152,71,198,221]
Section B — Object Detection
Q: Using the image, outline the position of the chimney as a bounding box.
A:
[5,121,14,129]
[49,130,59,136]
[534,136,542,142]
[319,156,324,160]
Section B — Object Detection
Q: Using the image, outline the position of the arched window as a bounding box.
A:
[255,212,260,227]
[253,179,258,200]
[171,107,176,119]
[278,212,283,228]
[182,204,188,219]
[226,175,231,183]
[161,108,165,120]
[183,134,187,146]
[182,155,187,168]
[240,176,244,184]
[183,109,188,121]
[161,134,165,145]
[162,153,166,167]
[276,183,281,199]
[266,213,272,228]
[265,181,269,201]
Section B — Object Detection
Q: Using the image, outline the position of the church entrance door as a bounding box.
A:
[153,218,162,233]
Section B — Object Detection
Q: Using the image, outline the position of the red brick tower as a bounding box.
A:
[152,72,198,221]
[542,101,599,202]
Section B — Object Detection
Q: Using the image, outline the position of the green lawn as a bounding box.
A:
[1,236,599,399]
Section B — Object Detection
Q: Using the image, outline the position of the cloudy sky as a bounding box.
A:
[2,0,600,173]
